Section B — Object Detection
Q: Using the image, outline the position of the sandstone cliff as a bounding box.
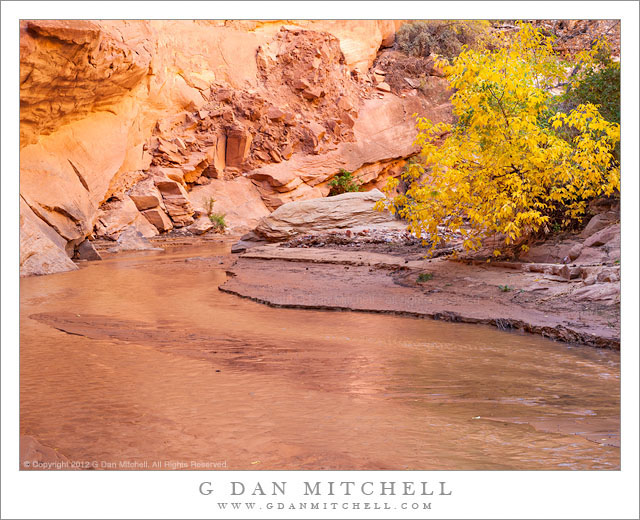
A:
[20,19,451,276]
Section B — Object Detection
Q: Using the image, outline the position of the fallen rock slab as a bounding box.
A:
[156,179,195,227]
[187,216,214,235]
[253,189,395,241]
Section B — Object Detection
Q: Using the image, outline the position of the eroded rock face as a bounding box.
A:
[20,20,154,145]
[253,189,395,241]
[19,19,450,276]
[247,94,450,209]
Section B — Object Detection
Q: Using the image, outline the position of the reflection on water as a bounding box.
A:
[20,243,620,470]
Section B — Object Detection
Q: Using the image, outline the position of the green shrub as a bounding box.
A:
[396,20,489,60]
[417,273,434,283]
[204,196,226,232]
[498,285,512,292]
[209,213,226,232]
[328,169,361,196]
[539,63,620,165]
[564,63,620,124]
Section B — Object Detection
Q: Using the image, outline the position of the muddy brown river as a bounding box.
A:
[20,242,620,470]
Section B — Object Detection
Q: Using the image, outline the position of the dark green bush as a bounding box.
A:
[538,63,620,165]
[563,63,620,124]
[328,169,361,196]
[417,272,434,283]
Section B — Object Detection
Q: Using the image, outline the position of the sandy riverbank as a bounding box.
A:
[221,243,620,349]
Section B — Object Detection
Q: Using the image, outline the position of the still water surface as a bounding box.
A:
[20,242,620,470]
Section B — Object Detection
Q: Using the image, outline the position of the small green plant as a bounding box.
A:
[204,196,226,232]
[417,272,434,283]
[498,285,512,292]
[205,197,216,216]
[614,259,620,265]
[328,169,361,196]
[209,213,227,232]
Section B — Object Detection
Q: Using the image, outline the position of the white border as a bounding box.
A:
[2,2,638,519]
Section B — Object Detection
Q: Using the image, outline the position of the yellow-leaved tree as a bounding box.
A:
[377,23,620,255]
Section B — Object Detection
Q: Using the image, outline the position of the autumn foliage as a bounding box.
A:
[378,23,620,255]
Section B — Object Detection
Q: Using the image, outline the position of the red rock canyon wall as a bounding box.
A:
[19,19,451,276]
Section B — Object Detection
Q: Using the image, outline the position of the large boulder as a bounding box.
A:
[20,199,77,277]
[253,189,395,241]
[583,223,620,248]
[574,223,620,265]
[129,213,160,238]
[187,216,215,235]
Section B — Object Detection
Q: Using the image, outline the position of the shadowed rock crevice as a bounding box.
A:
[67,160,90,192]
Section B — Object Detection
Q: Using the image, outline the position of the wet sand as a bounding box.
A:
[20,241,620,470]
